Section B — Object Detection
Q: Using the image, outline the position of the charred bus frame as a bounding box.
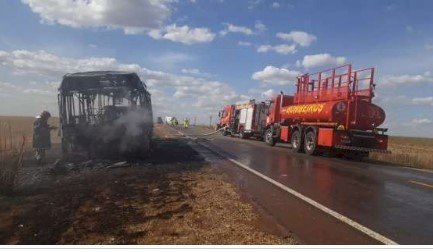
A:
[58,71,153,156]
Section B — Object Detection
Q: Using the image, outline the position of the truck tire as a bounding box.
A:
[291,130,303,153]
[222,127,230,136]
[304,131,318,155]
[239,129,246,139]
[264,129,276,146]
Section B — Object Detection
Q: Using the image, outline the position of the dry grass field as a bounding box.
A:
[370,136,433,170]
[0,116,60,148]
[0,116,59,192]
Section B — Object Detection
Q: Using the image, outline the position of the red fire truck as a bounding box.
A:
[217,100,269,139]
[264,64,389,159]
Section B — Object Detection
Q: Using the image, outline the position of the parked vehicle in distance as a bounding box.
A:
[165,116,173,124]
[157,117,164,124]
[264,64,388,160]
[217,99,270,139]
[58,71,153,157]
[165,116,178,126]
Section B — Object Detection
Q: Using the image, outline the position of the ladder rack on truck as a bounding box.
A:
[294,64,376,130]
[264,64,389,160]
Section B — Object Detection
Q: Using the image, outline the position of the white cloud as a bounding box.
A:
[0,49,242,121]
[381,72,433,86]
[173,81,237,109]
[220,23,253,36]
[220,21,266,36]
[271,2,280,8]
[248,0,264,9]
[0,80,59,115]
[252,66,300,85]
[254,21,266,32]
[300,53,346,68]
[150,52,193,71]
[238,41,252,47]
[23,0,216,45]
[412,118,432,125]
[412,96,433,106]
[261,89,276,99]
[375,94,409,106]
[256,45,272,53]
[148,24,215,44]
[257,44,297,55]
[22,0,172,34]
[0,49,139,77]
[276,31,317,47]
[181,68,201,75]
[255,30,313,55]
[180,68,212,78]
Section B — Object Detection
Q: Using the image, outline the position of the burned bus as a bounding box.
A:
[58,71,153,157]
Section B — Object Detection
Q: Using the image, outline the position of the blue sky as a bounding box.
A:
[0,0,432,137]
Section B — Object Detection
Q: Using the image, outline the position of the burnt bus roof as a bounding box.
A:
[59,71,147,92]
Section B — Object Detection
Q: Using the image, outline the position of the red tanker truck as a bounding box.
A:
[264,64,389,159]
[216,100,269,139]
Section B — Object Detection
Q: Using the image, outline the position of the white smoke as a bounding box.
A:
[98,108,153,155]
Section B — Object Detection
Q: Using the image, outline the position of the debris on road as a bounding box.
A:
[106,161,129,169]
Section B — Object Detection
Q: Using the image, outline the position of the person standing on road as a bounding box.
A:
[32,111,57,165]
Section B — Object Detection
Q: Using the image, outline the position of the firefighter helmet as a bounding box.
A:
[40,110,51,119]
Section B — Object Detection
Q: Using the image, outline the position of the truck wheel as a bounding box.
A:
[291,130,303,153]
[304,131,317,155]
[222,129,228,136]
[264,129,276,146]
[239,129,246,139]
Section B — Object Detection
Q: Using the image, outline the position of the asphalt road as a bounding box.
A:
[178,126,433,245]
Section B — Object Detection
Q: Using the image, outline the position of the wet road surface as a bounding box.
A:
[178,126,433,244]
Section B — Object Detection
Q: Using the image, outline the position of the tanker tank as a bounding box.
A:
[279,99,386,131]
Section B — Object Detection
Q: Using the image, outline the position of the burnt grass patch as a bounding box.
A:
[0,137,205,244]
[149,138,204,165]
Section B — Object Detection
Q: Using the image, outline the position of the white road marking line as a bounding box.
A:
[410,180,433,189]
[399,166,433,174]
[193,139,398,245]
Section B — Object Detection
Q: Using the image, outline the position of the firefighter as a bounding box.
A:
[32,111,57,165]
[183,118,190,129]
